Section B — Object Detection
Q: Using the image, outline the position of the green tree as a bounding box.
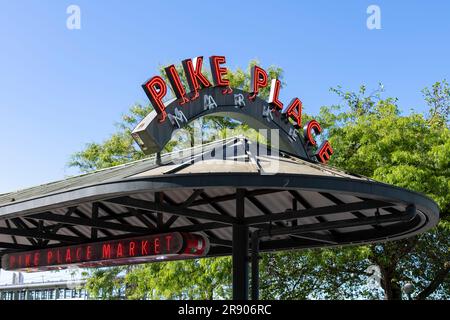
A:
[257,82,449,300]
[314,82,450,299]
[84,267,125,299]
[259,83,449,300]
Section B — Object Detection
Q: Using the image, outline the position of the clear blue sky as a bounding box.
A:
[0,0,449,194]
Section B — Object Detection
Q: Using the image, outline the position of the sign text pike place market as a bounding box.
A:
[133,55,333,163]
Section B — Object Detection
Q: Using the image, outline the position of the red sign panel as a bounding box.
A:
[1,232,209,272]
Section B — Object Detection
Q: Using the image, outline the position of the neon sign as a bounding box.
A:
[133,55,333,163]
[1,232,209,272]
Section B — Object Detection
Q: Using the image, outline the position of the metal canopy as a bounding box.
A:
[0,136,439,298]
[0,136,439,253]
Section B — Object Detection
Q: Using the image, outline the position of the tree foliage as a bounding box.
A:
[313,82,450,299]
[258,82,450,300]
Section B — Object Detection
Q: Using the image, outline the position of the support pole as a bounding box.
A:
[232,189,248,300]
[251,231,260,300]
[156,152,162,165]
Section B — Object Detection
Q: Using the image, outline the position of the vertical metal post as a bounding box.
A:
[232,189,249,300]
[251,231,260,300]
[156,152,162,165]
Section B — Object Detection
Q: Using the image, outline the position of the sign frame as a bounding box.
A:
[1,232,209,272]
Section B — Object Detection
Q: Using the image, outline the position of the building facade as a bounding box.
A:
[0,279,88,300]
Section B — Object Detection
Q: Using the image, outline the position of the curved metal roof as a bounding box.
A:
[0,136,440,259]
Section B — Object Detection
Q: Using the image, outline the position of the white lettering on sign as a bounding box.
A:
[168,108,188,128]
[203,95,218,110]
[234,93,246,108]
[262,105,274,123]
[288,127,298,142]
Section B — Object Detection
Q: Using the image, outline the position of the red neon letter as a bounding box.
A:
[164,64,190,105]
[182,56,211,100]
[102,244,112,259]
[142,76,168,122]
[25,254,31,267]
[268,79,283,111]
[86,246,92,260]
[116,243,123,258]
[209,55,232,94]
[154,238,161,254]
[284,98,303,128]
[141,240,149,255]
[9,255,16,269]
[56,250,62,264]
[33,252,40,267]
[304,120,322,146]
[249,65,268,101]
[165,235,173,250]
[65,249,72,263]
[76,248,82,261]
[129,241,136,257]
[47,251,53,265]
[316,141,334,163]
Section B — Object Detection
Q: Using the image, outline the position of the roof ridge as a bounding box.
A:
[0,136,248,198]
